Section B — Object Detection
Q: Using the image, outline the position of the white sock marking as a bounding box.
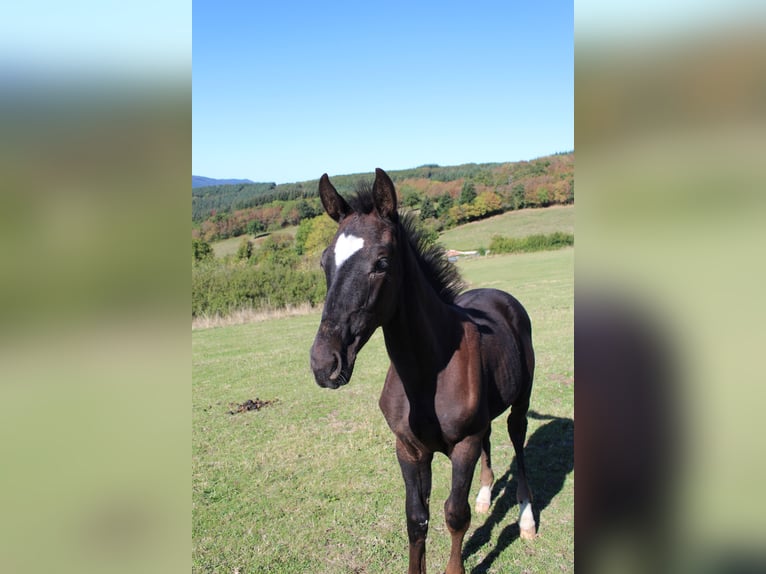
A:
[518,500,535,532]
[334,233,364,269]
[477,485,492,506]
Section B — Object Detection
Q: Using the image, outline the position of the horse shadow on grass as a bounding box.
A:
[462,410,574,573]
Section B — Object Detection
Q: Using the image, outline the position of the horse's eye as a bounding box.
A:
[374,257,389,273]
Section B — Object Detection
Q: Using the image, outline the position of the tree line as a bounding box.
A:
[192,153,574,242]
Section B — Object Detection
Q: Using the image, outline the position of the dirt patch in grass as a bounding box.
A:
[228,398,278,414]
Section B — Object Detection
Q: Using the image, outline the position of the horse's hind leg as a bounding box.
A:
[475,427,494,513]
[508,393,536,539]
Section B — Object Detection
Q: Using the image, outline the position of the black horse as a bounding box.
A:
[310,169,535,574]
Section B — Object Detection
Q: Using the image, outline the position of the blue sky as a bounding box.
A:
[193,1,573,183]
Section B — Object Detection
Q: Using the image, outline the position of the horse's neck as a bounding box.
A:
[382,244,464,382]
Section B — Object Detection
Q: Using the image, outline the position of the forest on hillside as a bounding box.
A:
[192,152,573,242]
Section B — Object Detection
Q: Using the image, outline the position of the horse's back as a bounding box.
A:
[455,288,534,416]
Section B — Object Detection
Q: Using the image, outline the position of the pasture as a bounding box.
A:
[211,227,299,258]
[440,205,574,252]
[193,248,573,573]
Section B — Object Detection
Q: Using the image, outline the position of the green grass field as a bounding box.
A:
[211,227,299,258]
[210,235,249,258]
[440,205,574,251]
[193,247,573,573]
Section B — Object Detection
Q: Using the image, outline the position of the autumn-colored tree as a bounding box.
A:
[302,215,338,257]
[475,191,502,215]
[200,219,219,241]
[551,178,574,203]
[448,204,468,224]
[281,204,301,226]
[259,205,283,230]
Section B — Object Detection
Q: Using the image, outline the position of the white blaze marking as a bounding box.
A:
[334,233,364,269]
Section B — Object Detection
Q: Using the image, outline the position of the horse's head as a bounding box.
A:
[310,168,402,389]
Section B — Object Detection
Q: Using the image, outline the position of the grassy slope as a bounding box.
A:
[211,226,299,258]
[210,235,247,258]
[212,204,574,259]
[439,204,574,251]
[192,248,573,573]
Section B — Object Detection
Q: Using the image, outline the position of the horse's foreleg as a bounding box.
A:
[445,435,482,574]
[508,403,536,539]
[475,427,494,513]
[396,439,433,574]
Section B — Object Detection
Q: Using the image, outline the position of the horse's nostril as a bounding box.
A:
[329,351,343,380]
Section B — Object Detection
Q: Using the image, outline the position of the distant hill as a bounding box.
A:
[193,175,255,188]
[192,152,574,231]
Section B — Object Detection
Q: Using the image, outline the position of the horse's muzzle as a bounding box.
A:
[309,328,355,389]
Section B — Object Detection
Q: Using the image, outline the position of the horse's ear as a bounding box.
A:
[373,168,398,221]
[319,173,351,222]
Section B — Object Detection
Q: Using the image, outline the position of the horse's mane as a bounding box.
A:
[348,181,465,304]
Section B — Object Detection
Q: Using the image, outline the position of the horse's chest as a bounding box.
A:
[379,343,485,453]
[382,391,481,454]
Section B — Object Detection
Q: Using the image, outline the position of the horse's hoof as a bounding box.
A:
[475,501,490,514]
[518,500,536,539]
[475,485,491,514]
[520,526,537,540]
